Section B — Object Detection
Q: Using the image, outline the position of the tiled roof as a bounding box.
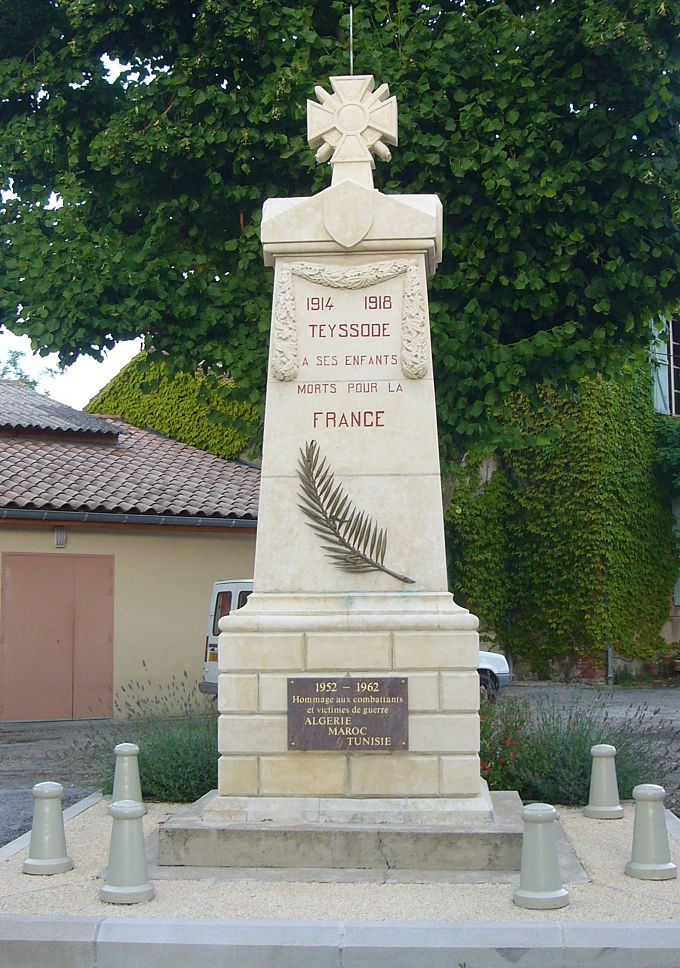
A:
[0,380,118,437]
[0,385,259,520]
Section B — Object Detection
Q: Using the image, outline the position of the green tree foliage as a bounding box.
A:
[446,364,678,673]
[1,1,680,458]
[86,353,257,459]
[446,459,514,643]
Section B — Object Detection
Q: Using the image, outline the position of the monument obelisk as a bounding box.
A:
[210,74,488,827]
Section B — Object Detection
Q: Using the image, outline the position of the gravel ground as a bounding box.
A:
[0,787,95,847]
[0,719,113,848]
[1,798,680,923]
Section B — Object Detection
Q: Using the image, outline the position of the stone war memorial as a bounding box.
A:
[160,74,522,872]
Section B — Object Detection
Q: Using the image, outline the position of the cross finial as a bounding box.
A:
[307,75,398,189]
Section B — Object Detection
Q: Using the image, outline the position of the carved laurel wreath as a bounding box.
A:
[272,260,428,383]
[297,439,415,584]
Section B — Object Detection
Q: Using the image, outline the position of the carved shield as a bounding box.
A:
[322,181,374,249]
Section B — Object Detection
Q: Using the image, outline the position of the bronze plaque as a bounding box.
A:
[288,677,408,751]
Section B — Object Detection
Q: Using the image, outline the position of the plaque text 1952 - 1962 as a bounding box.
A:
[287,676,408,751]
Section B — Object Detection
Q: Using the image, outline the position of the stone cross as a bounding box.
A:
[307,75,398,188]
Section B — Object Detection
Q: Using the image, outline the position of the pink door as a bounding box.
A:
[0,553,114,721]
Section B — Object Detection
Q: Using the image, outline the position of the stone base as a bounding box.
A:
[202,786,494,825]
[157,789,523,872]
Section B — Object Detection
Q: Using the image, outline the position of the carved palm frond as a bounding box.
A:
[297,439,415,584]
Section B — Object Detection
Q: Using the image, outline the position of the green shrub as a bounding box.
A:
[479,695,528,790]
[97,713,218,803]
[613,667,637,687]
[90,672,218,802]
[481,690,672,804]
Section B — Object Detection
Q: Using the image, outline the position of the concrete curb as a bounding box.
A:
[0,792,102,862]
[3,916,680,967]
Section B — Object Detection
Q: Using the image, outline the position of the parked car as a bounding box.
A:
[199,579,512,701]
[478,650,512,702]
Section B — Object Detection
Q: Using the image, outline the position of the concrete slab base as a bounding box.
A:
[147,809,588,884]
[158,790,524,871]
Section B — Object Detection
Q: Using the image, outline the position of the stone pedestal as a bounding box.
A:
[216,599,481,811]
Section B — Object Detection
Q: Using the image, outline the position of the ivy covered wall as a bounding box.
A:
[86,353,258,460]
[446,365,678,676]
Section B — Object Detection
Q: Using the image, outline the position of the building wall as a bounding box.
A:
[0,523,256,719]
[652,327,680,643]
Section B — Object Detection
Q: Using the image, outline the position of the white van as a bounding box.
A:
[199,579,512,700]
[198,579,253,695]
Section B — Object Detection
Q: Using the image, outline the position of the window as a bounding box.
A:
[212,591,232,635]
[651,317,680,416]
[669,317,680,416]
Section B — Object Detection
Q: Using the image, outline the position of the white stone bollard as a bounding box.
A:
[583,744,624,819]
[112,743,144,805]
[99,800,155,904]
[513,803,570,909]
[625,783,677,880]
[23,781,74,875]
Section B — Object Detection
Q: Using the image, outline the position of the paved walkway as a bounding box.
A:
[4,797,679,922]
[509,681,680,726]
[2,797,680,966]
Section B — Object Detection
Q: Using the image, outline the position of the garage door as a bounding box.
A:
[0,553,114,721]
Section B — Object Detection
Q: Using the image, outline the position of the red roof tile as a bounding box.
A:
[0,386,259,520]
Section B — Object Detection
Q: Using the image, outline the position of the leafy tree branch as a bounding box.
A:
[0,0,679,458]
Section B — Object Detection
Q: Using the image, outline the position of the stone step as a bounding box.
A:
[158,791,523,872]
